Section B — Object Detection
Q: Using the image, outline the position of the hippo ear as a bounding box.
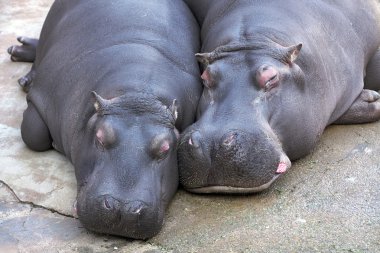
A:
[195,52,212,66]
[285,43,302,63]
[91,91,111,113]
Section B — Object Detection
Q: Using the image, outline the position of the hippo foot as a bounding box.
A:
[7,36,38,62]
[334,89,380,124]
[17,69,35,92]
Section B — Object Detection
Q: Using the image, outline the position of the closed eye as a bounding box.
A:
[95,138,105,151]
[265,74,279,91]
[268,74,278,83]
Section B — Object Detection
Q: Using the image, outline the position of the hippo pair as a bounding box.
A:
[9,0,380,239]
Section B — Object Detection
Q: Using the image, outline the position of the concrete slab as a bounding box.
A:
[0,0,76,216]
[0,1,379,253]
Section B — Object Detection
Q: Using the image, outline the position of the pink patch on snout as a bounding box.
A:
[276,162,288,174]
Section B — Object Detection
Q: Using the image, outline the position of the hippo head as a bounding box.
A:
[74,92,179,239]
[179,41,320,194]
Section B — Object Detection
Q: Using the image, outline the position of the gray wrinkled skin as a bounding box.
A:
[180,0,380,194]
[8,0,201,239]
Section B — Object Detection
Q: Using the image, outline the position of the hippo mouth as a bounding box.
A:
[75,181,165,239]
[76,194,164,239]
[182,156,291,194]
[185,173,280,194]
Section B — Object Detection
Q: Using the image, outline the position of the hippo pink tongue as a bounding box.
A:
[276,162,288,174]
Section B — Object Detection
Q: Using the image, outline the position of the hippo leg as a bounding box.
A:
[8,37,38,92]
[335,49,380,125]
[17,65,36,93]
[334,89,380,124]
[364,48,380,91]
[7,36,38,62]
[21,102,52,151]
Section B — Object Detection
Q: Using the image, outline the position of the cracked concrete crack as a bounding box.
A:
[0,180,76,219]
[22,219,28,230]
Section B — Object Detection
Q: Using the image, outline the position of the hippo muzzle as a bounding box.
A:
[75,164,170,240]
[179,127,291,194]
[76,193,164,239]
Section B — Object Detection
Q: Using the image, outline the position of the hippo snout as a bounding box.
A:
[179,128,291,194]
[77,194,163,239]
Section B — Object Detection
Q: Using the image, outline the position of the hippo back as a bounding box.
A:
[30,0,201,159]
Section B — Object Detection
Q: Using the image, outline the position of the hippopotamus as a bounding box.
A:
[179,0,380,193]
[8,0,201,238]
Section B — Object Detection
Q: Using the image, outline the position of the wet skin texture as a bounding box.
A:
[180,0,380,194]
[8,0,201,239]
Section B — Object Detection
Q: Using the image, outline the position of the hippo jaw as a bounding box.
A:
[183,152,291,194]
[75,157,177,239]
[185,174,281,194]
[76,192,166,239]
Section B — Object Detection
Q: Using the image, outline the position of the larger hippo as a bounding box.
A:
[8,0,201,239]
[179,0,380,193]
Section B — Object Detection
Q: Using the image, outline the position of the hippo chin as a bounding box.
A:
[8,0,201,238]
[180,0,380,193]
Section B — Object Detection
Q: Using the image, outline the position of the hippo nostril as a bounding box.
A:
[126,201,148,215]
[105,199,111,209]
[222,132,237,146]
[131,205,143,215]
[103,196,115,210]
[189,131,202,148]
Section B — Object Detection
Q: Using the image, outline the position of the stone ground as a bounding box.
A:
[0,1,379,252]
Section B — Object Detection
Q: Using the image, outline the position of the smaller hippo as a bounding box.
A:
[8,0,201,238]
[179,0,380,193]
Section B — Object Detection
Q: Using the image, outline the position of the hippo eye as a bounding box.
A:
[264,73,279,91]
[201,69,214,88]
[157,140,170,160]
[95,137,105,151]
[150,134,172,160]
[256,65,280,91]
[95,123,116,150]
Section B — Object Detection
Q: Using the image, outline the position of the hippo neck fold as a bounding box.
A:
[94,91,176,128]
[201,29,298,64]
